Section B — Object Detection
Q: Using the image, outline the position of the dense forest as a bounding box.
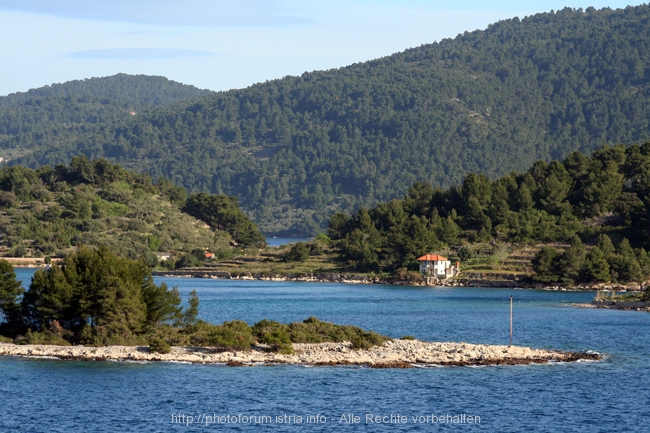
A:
[0,73,212,108]
[0,157,265,264]
[4,6,650,235]
[327,144,650,284]
[0,74,212,161]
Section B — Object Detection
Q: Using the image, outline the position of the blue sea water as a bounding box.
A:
[266,238,312,247]
[2,269,649,432]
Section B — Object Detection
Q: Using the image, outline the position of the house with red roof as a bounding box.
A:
[417,254,458,278]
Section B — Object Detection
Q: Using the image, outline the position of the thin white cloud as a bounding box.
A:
[0,0,311,26]
[67,48,213,59]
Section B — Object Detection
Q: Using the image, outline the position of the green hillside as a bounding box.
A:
[0,73,213,108]
[0,157,265,263]
[4,6,650,235]
[327,143,650,284]
[0,74,213,161]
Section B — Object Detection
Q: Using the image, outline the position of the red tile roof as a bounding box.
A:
[417,254,448,261]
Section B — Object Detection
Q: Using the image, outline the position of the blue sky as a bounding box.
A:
[0,1,640,95]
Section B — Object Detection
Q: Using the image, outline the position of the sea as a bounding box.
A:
[266,238,312,247]
[1,268,648,432]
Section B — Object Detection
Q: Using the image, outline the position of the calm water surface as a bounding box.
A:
[265,238,312,247]
[2,269,648,432]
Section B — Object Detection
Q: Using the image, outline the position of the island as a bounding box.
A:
[0,339,599,368]
[0,247,599,368]
[572,290,650,312]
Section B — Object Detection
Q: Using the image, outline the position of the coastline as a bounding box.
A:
[152,269,649,292]
[0,340,600,368]
[10,264,646,292]
[571,299,650,312]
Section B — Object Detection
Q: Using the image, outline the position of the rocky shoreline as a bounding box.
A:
[152,269,648,292]
[572,299,650,312]
[0,340,600,368]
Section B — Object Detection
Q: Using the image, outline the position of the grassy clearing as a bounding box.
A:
[204,241,383,277]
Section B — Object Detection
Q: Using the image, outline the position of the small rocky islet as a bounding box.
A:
[0,340,600,368]
[572,299,650,312]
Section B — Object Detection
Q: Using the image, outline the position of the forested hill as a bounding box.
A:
[0,74,213,161]
[0,74,213,108]
[327,143,650,285]
[4,6,650,235]
[0,157,265,264]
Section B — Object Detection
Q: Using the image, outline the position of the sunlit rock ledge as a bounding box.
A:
[0,340,600,368]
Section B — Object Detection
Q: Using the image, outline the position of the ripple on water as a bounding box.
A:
[2,276,649,432]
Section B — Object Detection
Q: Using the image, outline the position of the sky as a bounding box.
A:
[0,0,641,96]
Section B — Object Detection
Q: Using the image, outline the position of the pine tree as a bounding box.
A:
[555,236,586,284]
[346,208,383,271]
[440,215,460,245]
[531,247,560,282]
[515,183,534,212]
[19,246,185,343]
[596,234,616,257]
[636,248,650,279]
[0,260,24,331]
[464,196,487,229]
[610,238,643,282]
[537,161,572,214]
[286,242,310,262]
[580,247,610,282]
[183,290,199,326]
[142,280,183,329]
[400,215,441,267]
[327,212,351,240]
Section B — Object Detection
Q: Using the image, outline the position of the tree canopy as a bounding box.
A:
[183,193,266,247]
[5,6,650,234]
[0,252,388,352]
[327,144,650,280]
[0,247,186,344]
[0,157,266,261]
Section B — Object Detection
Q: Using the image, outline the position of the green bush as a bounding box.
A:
[87,324,147,347]
[252,319,293,354]
[10,245,27,257]
[285,242,310,262]
[188,320,255,350]
[18,329,71,346]
[175,254,202,269]
[0,191,19,208]
[185,320,216,346]
[315,233,330,244]
[400,335,416,340]
[149,336,171,354]
[287,317,390,349]
[395,268,424,283]
[182,317,390,352]
[458,246,474,261]
[215,247,234,260]
[207,320,255,350]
